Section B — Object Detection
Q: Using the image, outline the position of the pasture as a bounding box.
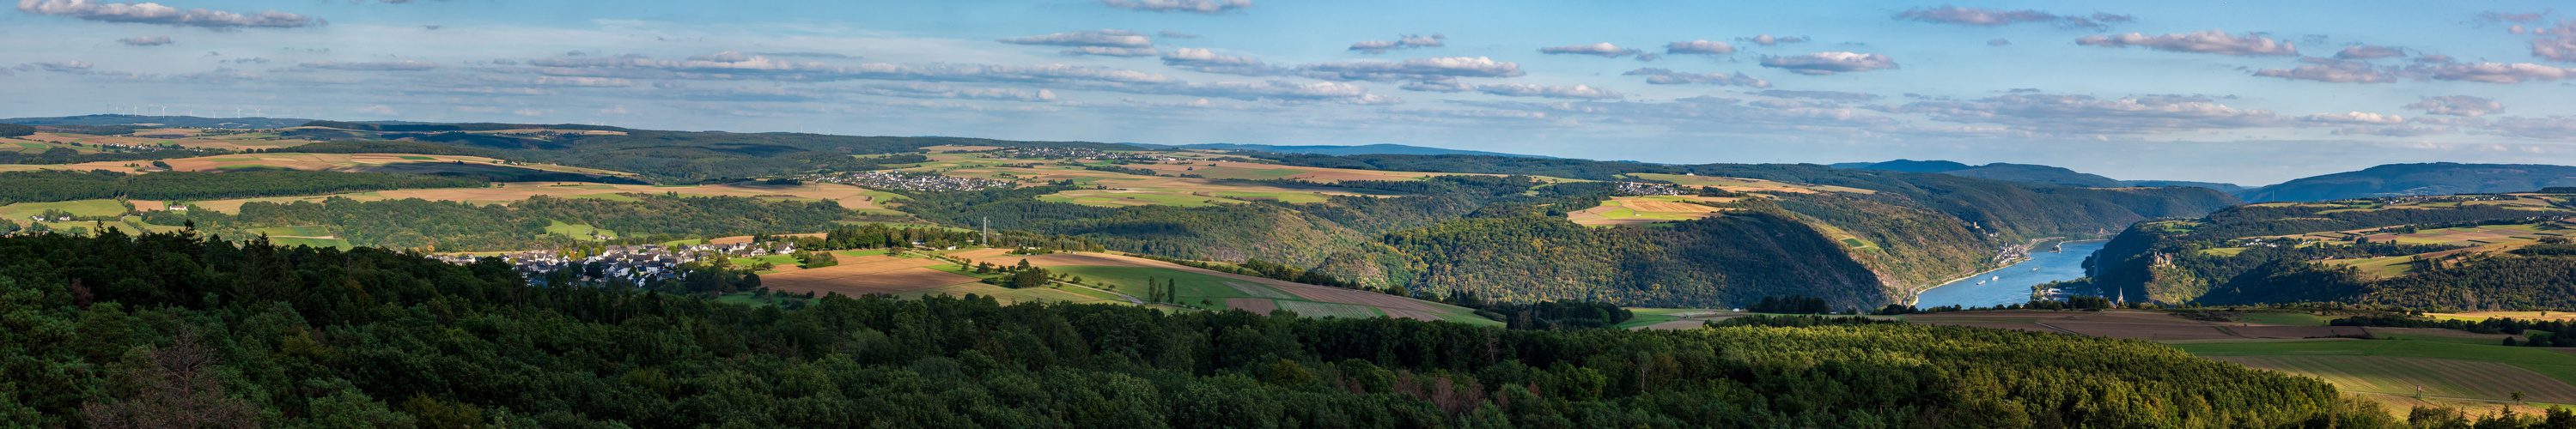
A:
[1566,196,1737,227]
[0,199,129,221]
[895,154,1409,207]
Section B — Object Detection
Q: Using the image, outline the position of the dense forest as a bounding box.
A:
[155,194,907,251]
[2086,201,2572,305]
[0,170,489,204]
[0,231,2397,427]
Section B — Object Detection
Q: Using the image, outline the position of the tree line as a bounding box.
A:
[0,169,489,204]
[0,230,2397,427]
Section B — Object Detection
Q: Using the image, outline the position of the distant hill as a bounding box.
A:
[2122,180,2245,193]
[1128,142,1557,159]
[1832,160,2122,188]
[1828,160,1970,172]
[2236,162,2576,202]
[0,114,316,129]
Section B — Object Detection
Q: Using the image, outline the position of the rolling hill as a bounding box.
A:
[1124,142,1557,158]
[2085,191,2576,308]
[2237,162,2576,202]
[1831,160,2125,188]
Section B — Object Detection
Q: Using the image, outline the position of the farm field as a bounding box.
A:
[1618,308,1739,329]
[896,154,1407,207]
[759,255,983,298]
[15,152,635,180]
[2177,340,2576,403]
[9,130,324,151]
[0,199,129,221]
[950,249,1497,325]
[1902,310,2373,340]
[184,181,906,214]
[1621,172,1877,194]
[1566,196,1738,227]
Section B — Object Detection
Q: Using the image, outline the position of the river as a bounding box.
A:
[1912,241,2106,309]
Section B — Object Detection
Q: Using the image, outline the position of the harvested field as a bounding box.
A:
[1222,281,1299,299]
[1132,160,1488,183]
[920,145,1003,151]
[759,257,977,298]
[2224,325,2370,339]
[1568,196,1735,227]
[2216,355,2576,403]
[1226,298,1278,314]
[1624,172,1875,194]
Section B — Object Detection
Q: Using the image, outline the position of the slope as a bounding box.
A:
[2238,162,2576,202]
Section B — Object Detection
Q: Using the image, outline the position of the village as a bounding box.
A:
[429,240,798,285]
[795,170,1013,191]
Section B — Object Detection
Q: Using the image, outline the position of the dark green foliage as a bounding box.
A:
[0,147,216,165]
[33,124,143,136]
[1382,213,1885,308]
[0,232,2378,427]
[290,122,1138,183]
[0,170,488,203]
[0,123,32,137]
[1746,295,1835,314]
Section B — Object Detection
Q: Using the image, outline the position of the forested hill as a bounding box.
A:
[1251,154,2240,241]
[0,232,2386,427]
[2086,195,2576,307]
[2238,162,2576,202]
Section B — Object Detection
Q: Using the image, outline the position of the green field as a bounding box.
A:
[545,220,618,240]
[1276,300,1382,318]
[0,200,129,221]
[1045,265,1290,310]
[2178,340,2576,402]
[729,254,803,271]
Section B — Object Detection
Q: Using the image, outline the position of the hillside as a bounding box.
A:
[2238,162,2576,202]
[1126,142,1556,158]
[1830,160,2125,188]
[0,113,316,129]
[2086,192,2576,308]
[2123,180,2247,193]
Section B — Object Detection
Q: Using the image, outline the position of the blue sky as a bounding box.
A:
[4,0,2574,184]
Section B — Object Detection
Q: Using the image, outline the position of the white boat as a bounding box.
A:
[1990,275,2000,281]
[1976,281,1986,285]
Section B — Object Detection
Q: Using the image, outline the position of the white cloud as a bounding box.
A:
[2301,112,2406,124]
[1879,94,2286,134]
[1294,57,1523,82]
[1101,0,1250,14]
[17,0,322,28]
[2422,62,2575,84]
[1988,39,2013,46]
[2333,45,2407,60]
[2484,116,2576,139]
[1160,48,1282,76]
[115,35,170,45]
[1063,46,1161,57]
[1538,42,1642,58]
[2535,37,2576,62]
[2254,57,2400,83]
[1740,34,1807,46]
[847,82,1057,102]
[1664,40,1736,55]
[1755,90,1880,101]
[514,108,553,117]
[1758,52,1897,75]
[2077,30,2298,57]
[1895,6,2122,29]
[1475,83,1623,100]
[1158,30,1201,39]
[293,61,438,71]
[1349,34,1444,54]
[2406,95,2504,117]
[998,30,1154,48]
[1623,68,1769,88]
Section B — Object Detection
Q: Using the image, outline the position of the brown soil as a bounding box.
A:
[1227,298,1278,314]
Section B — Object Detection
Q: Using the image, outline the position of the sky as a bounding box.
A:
[4,0,2575,184]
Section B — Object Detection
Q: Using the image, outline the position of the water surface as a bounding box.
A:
[1913,241,2105,309]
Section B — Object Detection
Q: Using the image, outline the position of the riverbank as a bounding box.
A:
[1910,240,2109,309]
